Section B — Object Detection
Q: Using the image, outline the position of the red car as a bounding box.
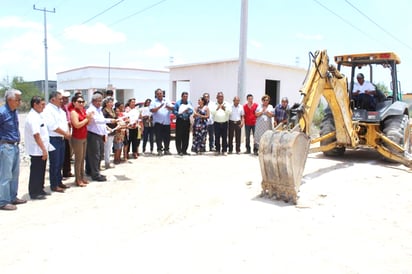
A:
[170,101,176,136]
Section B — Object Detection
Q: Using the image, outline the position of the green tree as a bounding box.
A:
[1,76,42,112]
[375,82,389,96]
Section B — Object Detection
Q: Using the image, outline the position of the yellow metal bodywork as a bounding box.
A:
[259,50,411,204]
[334,52,401,66]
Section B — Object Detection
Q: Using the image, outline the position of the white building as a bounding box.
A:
[169,58,306,106]
[56,66,169,104]
[56,59,306,106]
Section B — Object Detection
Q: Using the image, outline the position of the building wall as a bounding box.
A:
[28,80,57,96]
[169,61,233,101]
[57,60,307,107]
[57,66,169,103]
[169,59,306,105]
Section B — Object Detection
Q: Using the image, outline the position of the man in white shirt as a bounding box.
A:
[150,88,174,156]
[353,73,376,110]
[43,91,71,193]
[86,93,117,181]
[24,96,52,200]
[210,92,232,155]
[228,96,244,154]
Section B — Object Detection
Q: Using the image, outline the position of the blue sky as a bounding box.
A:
[1,0,412,91]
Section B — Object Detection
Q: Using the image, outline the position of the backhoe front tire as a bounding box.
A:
[319,108,346,156]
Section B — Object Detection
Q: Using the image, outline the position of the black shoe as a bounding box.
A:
[0,204,17,210]
[31,194,47,200]
[92,175,107,182]
[178,152,183,156]
[41,190,51,196]
[12,198,27,205]
[59,183,71,189]
[182,152,190,156]
[164,150,172,155]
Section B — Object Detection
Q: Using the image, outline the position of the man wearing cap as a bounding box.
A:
[353,73,376,110]
[0,88,27,210]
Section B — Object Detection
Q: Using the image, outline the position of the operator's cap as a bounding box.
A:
[356,73,364,79]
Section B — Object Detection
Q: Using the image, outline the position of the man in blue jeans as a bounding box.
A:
[0,89,27,210]
[43,91,71,192]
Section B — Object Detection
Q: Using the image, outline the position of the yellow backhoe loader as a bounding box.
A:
[259,50,412,204]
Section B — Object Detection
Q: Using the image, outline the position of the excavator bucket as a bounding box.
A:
[259,130,310,204]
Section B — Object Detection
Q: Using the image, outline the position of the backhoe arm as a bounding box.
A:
[259,50,355,204]
[297,50,354,146]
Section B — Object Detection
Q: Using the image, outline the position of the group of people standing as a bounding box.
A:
[0,87,289,211]
[174,91,290,157]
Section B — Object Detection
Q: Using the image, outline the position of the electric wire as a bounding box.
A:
[312,0,383,45]
[81,0,125,25]
[344,0,412,51]
[108,0,167,27]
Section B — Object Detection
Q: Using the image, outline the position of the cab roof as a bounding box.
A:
[334,52,401,66]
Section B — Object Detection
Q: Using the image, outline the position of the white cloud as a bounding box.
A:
[0,32,43,77]
[295,33,323,41]
[250,40,262,48]
[0,16,42,31]
[0,26,66,81]
[64,23,126,44]
[120,44,171,68]
[143,43,169,58]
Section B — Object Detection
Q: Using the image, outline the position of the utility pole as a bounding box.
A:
[108,52,111,88]
[33,5,55,101]
[237,0,248,103]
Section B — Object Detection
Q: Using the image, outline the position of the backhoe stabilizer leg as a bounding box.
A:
[375,144,412,168]
[375,131,412,167]
[259,130,310,204]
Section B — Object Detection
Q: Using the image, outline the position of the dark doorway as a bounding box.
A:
[265,79,280,107]
[116,89,124,103]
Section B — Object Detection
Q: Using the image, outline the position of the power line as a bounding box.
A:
[312,0,383,45]
[109,0,167,27]
[81,0,125,25]
[344,0,412,51]
[33,5,56,101]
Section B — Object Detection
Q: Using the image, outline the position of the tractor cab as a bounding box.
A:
[334,52,403,122]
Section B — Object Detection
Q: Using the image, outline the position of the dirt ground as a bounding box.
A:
[1,129,412,273]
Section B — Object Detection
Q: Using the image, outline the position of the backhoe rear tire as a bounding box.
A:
[319,108,346,156]
[382,114,410,157]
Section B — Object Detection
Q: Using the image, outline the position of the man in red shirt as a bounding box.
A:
[243,94,258,154]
